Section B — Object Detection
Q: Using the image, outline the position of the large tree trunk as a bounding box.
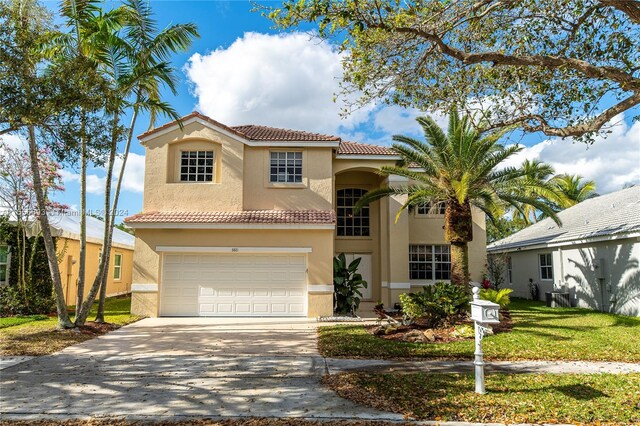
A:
[444,199,473,286]
[27,125,73,329]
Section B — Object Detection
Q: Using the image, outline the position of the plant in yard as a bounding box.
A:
[486,254,508,290]
[333,253,368,316]
[528,278,540,301]
[479,288,514,309]
[355,108,560,286]
[399,282,470,328]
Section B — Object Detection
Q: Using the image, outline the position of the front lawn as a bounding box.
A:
[0,314,48,329]
[319,299,640,361]
[0,295,140,356]
[324,372,640,425]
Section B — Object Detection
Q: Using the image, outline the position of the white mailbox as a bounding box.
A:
[470,299,500,324]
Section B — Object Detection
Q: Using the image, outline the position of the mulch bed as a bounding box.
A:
[368,310,513,344]
[0,419,421,426]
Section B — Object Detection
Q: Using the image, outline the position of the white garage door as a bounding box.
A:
[160,253,307,316]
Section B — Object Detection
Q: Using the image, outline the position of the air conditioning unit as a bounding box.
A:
[545,291,571,308]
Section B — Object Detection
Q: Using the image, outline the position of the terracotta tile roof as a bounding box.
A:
[231,125,340,142]
[124,210,336,225]
[337,140,398,156]
[138,112,247,140]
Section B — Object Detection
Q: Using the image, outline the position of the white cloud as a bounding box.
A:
[0,134,26,150]
[114,152,145,194]
[501,114,640,193]
[59,152,146,195]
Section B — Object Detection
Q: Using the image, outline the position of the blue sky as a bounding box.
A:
[4,1,640,222]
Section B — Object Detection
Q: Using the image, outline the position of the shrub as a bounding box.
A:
[399,282,470,328]
[333,253,368,315]
[0,285,55,316]
[479,288,514,309]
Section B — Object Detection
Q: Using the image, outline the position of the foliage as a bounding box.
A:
[267,0,640,141]
[399,282,470,328]
[486,215,528,243]
[326,372,640,424]
[0,314,48,329]
[479,288,514,309]
[451,324,474,339]
[333,253,368,315]
[486,254,508,290]
[355,108,560,285]
[528,279,540,301]
[0,295,140,356]
[317,299,640,362]
[549,174,599,209]
[0,219,56,316]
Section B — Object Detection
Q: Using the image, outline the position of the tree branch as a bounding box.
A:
[482,92,640,137]
[600,0,640,24]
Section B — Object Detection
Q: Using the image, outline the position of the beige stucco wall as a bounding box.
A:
[57,237,133,305]
[132,228,334,317]
[142,122,245,212]
[243,146,333,210]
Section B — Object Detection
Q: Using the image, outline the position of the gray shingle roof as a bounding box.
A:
[488,186,640,252]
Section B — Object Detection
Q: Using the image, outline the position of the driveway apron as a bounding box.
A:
[0,318,401,420]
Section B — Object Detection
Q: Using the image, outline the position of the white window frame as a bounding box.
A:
[336,188,370,237]
[409,244,451,281]
[269,151,303,183]
[180,150,214,182]
[416,202,446,216]
[113,253,122,281]
[0,245,10,286]
[539,253,553,281]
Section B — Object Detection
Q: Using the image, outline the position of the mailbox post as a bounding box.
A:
[469,286,500,394]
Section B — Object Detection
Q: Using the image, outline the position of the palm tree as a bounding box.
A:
[511,159,556,224]
[356,109,560,286]
[550,174,598,208]
[79,0,198,324]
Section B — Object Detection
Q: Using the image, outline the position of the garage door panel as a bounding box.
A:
[161,253,307,317]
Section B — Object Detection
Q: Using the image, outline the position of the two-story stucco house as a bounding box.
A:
[124,112,486,318]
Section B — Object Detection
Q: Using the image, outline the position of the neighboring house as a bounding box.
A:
[0,213,134,303]
[487,186,640,316]
[125,112,486,318]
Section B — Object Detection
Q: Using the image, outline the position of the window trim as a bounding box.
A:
[113,253,123,281]
[415,202,446,216]
[179,150,215,183]
[539,253,553,281]
[336,188,371,238]
[409,244,451,281]
[268,151,303,184]
[0,245,10,286]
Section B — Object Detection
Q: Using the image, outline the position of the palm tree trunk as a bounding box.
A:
[76,131,87,312]
[74,121,119,326]
[27,125,73,329]
[444,200,473,287]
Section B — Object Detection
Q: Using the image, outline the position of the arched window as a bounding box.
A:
[337,188,370,237]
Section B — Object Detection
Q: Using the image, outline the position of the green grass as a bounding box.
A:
[0,295,140,356]
[319,299,640,361]
[325,372,640,425]
[0,315,49,329]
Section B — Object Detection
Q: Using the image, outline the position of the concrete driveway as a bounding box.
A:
[0,317,401,421]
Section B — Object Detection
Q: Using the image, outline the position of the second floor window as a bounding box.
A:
[181,151,214,182]
[337,188,370,237]
[270,151,302,183]
[409,244,451,280]
[416,202,446,215]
